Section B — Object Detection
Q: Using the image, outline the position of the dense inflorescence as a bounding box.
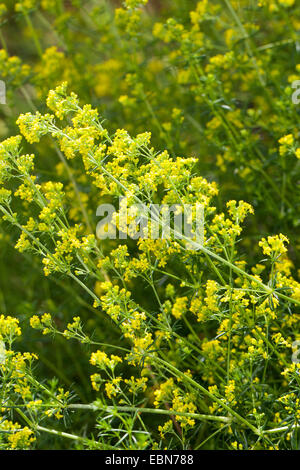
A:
[0,0,300,450]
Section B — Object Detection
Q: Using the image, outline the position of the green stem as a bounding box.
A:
[67,404,232,423]
[24,12,43,58]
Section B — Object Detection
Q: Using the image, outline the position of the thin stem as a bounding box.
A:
[67,404,232,423]
[24,12,43,58]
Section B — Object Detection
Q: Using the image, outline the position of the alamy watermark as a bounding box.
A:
[292,340,300,364]
[0,80,5,105]
[0,341,5,364]
[96,198,204,248]
[292,80,300,104]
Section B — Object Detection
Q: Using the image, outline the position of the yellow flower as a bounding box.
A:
[171,296,188,319]
[0,315,21,342]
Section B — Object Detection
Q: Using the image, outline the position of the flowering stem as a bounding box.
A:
[67,403,232,423]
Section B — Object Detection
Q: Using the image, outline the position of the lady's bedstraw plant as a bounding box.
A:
[0,0,299,290]
[0,0,300,451]
[0,84,299,449]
